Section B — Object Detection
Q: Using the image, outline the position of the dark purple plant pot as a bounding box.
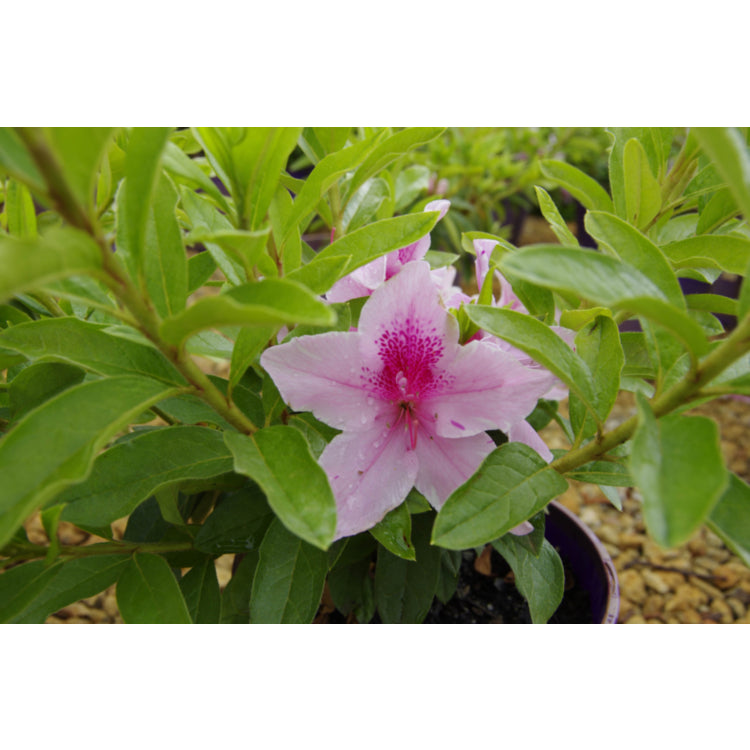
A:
[545,501,620,624]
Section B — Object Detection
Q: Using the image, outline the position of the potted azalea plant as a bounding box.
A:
[1,126,749,624]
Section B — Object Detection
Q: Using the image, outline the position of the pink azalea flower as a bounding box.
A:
[261,261,554,539]
[326,199,451,303]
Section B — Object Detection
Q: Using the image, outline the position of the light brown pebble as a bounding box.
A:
[677,608,703,624]
[618,532,646,549]
[58,522,88,545]
[615,549,640,569]
[66,616,93,624]
[603,543,620,559]
[687,537,708,557]
[691,578,725,600]
[624,614,647,624]
[642,541,668,564]
[708,598,734,624]
[579,506,600,528]
[664,584,709,613]
[712,563,741,590]
[727,598,746,619]
[692,556,719,574]
[646,618,664,624]
[619,569,648,605]
[737,614,750,624]
[103,593,119,618]
[642,594,665,619]
[642,569,671,594]
[58,602,94,619]
[597,524,621,546]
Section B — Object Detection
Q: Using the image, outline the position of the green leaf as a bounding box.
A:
[685,293,738,317]
[568,316,624,440]
[6,179,37,238]
[220,552,259,623]
[374,512,442,623]
[622,138,661,229]
[117,127,172,277]
[0,376,179,548]
[287,413,340,460]
[185,227,270,279]
[0,227,102,304]
[342,178,390,232]
[327,551,376,622]
[228,326,277,395]
[60,426,235,527]
[0,128,45,194]
[432,443,568,550]
[498,246,709,356]
[534,185,578,246]
[539,159,613,212]
[0,555,129,624]
[116,553,192,624]
[435,548,463,604]
[465,305,599,420]
[584,211,684,308]
[180,187,244,285]
[661,235,750,275]
[143,173,188,317]
[346,127,444,199]
[697,188,739,234]
[370,502,415,561]
[225,426,337,550]
[286,255,352,296]
[8,361,86,422]
[630,395,728,548]
[187,251,217,295]
[179,558,221,624]
[707,473,750,567]
[0,317,185,385]
[279,136,380,247]
[301,211,439,291]
[249,517,328,623]
[692,128,750,221]
[492,536,564,624]
[45,128,115,214]
[194,484,274,555]
[566,456,633,488]
[162,140,231,215]
[160,278,335,345]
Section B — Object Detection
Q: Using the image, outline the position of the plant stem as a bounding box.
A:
[18,127,258,436]
[551,310,750,475]
[0,539,194,567]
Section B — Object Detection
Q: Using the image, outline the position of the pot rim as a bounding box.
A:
[548,500,620,624]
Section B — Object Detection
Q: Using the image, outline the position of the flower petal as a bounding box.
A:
[507,419,553,463]
[326,256,386,303]
[260,331,394,431]
[413,423,495,510]
[320,424,419,539]
[420,339,553,438]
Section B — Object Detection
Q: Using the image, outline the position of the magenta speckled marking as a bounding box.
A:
[450,420,465,430]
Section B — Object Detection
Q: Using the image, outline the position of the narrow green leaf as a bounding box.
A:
[2,555,129,624]
[225,427,337,550]
[116,553,192,624]
[374,512,442,623]
[342,178,390,232]
[45,128,115,213]
[162,140,231,214]
[0,318,185,385]
[540,159,613,212]
[179,558,221,624]
[661,235,750,275]
[6,180,37,238]
[286,255,352,296]
[492,536,564,624]
[432,443,568,550]
[117,127,172,276]
[194,484,274,555]
[622,138,661,229]
[707,473,750,567]
[630,395,728,548]
[8,361,86,422]
[280,136,380,246]
[0,376,180,548]
[160,278,335,345]
[499,246,709,356]
[465,305,599,419]
[187,251,218,294]
[249,517,328,623]
[534,185,579,246]
[568,315,624,439]
[697,188,739,234]
[370,502,415,561]
[220,552,259,623]
[692,128,750,221]
[347,128,444,199]
[0,127,45,194]
[143,173,188,317]
[60,426,235,527]
[565,459,633,487]
[228,326,277,395]
[685,294,738,317]
[585,211,684,308]
[185,227,270,278]
[0,227,102,304]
